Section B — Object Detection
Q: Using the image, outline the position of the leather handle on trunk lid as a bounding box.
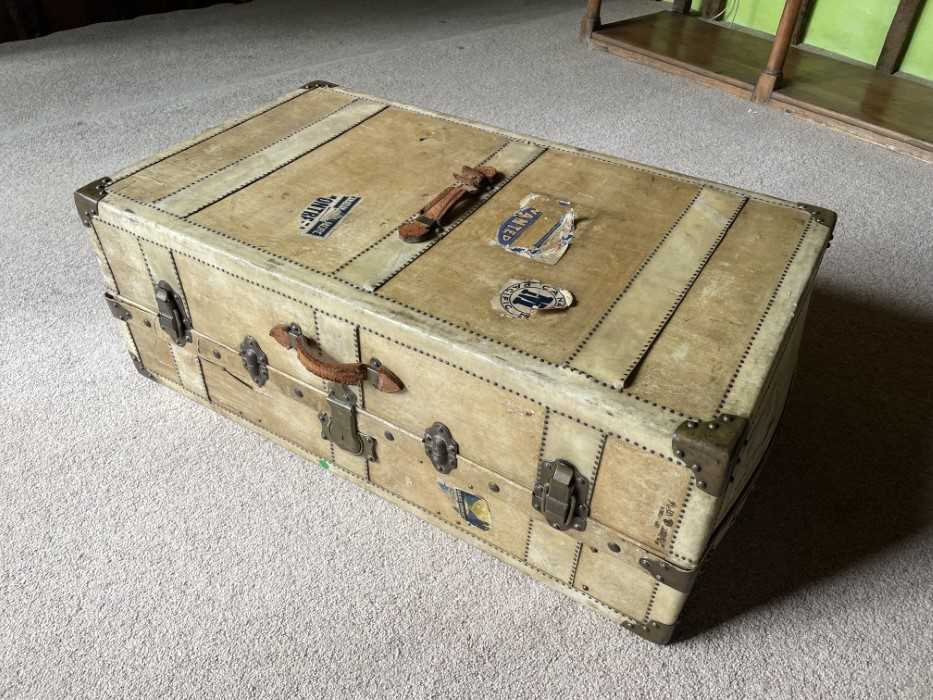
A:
[269,323,403,393]
[398,164,499,243]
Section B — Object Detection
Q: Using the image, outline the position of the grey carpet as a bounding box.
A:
[2,1,932,697]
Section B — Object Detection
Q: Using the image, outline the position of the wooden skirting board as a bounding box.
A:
[589,12,933,165]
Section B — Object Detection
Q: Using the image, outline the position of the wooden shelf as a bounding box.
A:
[590,12,933,164]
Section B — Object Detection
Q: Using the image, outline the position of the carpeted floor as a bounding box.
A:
[1,1,931,697]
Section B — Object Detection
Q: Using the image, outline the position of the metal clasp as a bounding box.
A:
[154,280,190,347]
[319,384,377,461]
[532,459,589,531]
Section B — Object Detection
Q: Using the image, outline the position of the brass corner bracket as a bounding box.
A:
[672,414,748,497]
[302,80,337,90]
[74,176,112,227]
[624,618,677,645]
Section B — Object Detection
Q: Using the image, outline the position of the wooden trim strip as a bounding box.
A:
[568,188,748,389]
[155,99,387,218]
[109,88,310,185]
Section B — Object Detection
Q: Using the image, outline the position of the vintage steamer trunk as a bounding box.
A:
[76,81,834,643]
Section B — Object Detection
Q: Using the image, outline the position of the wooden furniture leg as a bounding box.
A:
[701,0,726,19]
[876,0,926,74]
[672,0,693,13]
[752,0,805,104]
[791,0,815,44]
[580,0,603,40]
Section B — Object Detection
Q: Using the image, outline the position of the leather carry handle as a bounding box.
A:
[398,164,499,243]
[269,323,403,393]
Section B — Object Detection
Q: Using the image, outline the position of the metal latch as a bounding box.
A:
[154,280,191,347]
[74,176,111,226]
[532,459,589,531]
[239,336,269,387]
[319,384,377,461]
[423,422,458,474]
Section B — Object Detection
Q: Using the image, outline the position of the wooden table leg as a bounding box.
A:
[876,0,926,74]
[580,0,602,40]
[752,0,805,103]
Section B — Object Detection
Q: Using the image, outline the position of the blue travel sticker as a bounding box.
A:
[495,193,575,265]
[495,279,574,319]
[298,194,361,238]
[437,481,491,530]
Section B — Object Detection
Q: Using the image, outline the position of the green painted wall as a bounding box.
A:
[804,0,900,65]
[679,0,933,80]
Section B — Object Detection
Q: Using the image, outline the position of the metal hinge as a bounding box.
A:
[672,414,748,497]
[637,555,697,594]
[532,459,589,531]
[74,177,112,226]
[154,280,191,347]
[319,384,377,461]
[104,292,132,321]
[239,336,269,387]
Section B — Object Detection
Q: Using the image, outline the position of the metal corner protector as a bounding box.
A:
[672,414,748,497]
[74,176,112,227]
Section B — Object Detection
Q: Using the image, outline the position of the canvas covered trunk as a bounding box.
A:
[76,81,835,644]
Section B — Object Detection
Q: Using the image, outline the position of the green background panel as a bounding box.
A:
[660,0,933,79]
[803,0,899,65]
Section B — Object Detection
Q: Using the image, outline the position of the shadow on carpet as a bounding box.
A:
[678,285,933,639]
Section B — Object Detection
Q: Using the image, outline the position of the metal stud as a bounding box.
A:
[686,421,697,429]
[697,479,707,489]
[707,422,718,430]
[690,463,702,472]
[675,449,685,458]
[639,558,650,568]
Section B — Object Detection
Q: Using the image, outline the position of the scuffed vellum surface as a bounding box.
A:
[2,0,932,698]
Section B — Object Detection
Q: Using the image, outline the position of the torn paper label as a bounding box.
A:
[495,193,575,265]
[494,279,574,319]
[298,194,361,238]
